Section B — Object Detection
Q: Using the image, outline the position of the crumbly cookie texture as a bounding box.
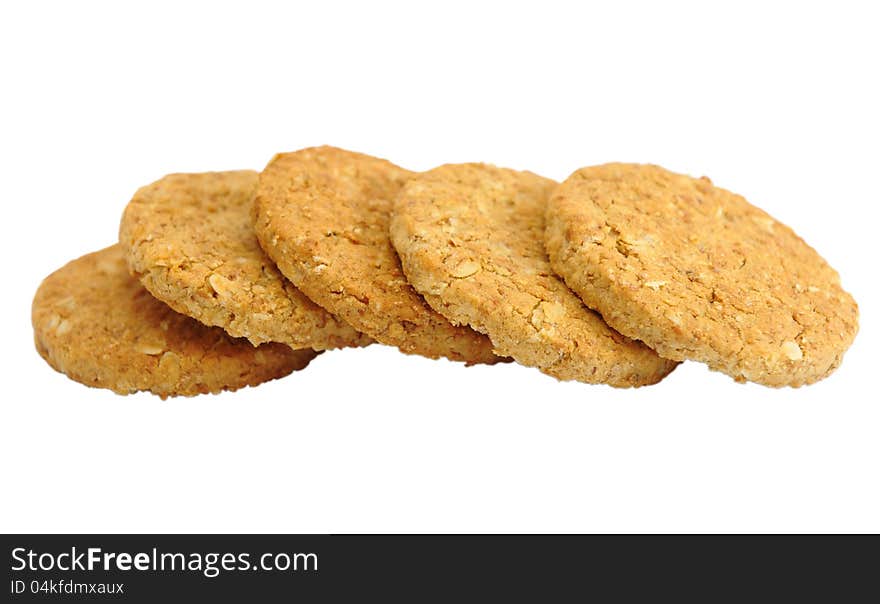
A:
[32,245,316,398]
[391,163,677,387]
[119,171,369,350]
[254,146,502,364]
[545,163,859,387]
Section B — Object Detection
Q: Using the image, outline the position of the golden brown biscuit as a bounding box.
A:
[254,146,501,364]
[119,171,369,350]
[32,245,316,397]
[545,163,859,386]
[391,163,676,386]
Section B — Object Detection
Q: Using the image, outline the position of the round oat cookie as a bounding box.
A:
[391,163,677,386]
[119,170,369,350]
[32,245,317,398]
[254,146,501,364]
[546,163,859,387]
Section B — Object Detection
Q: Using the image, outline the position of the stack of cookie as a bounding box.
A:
[32,147,859,397]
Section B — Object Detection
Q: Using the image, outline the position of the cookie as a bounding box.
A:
[254,146,501,364]
[119,171,369,350]
[32,245,317,397]
[391,163,677,386]
[545,163,859,387]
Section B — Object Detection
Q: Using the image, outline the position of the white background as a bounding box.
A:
[1,1,877,533]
